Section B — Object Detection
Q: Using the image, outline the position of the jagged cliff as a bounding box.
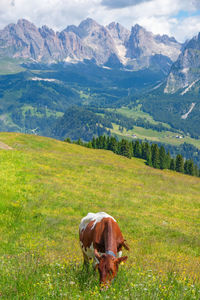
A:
[165,33,200,93]
[0,18,182,71]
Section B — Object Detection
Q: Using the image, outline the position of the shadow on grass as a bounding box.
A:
[74,263,99,291]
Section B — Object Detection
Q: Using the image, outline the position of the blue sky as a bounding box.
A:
[174,10,200,19]
[0,0,200,42]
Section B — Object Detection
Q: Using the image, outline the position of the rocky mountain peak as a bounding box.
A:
[131,24,147,35]
[155,34,177,44]
[77,18,101,38]
[17,18,35,27]
[0,18,182,71]
[106,22,130,43]
[39,25,55,38]
[165,31,200,93]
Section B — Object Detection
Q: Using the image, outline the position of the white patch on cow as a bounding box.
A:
[117,251,122,258]
[79,212,116,233]
[80,241,103,267]
[80,241,95,260]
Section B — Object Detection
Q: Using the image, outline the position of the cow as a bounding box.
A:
[79,212,129,287]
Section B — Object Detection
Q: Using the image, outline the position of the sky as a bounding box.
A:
[0,0,200,42]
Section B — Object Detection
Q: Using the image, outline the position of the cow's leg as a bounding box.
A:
[92,257,99,270]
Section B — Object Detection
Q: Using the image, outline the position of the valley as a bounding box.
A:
[0,18,200,167]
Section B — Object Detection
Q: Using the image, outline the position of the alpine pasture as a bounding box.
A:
[0,132,199,299]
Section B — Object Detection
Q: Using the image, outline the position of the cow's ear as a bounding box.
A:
[116,256,128,265]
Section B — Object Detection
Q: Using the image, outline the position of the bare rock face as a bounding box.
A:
[0,18,182,71]
[64,18,118,64]
[0,19,58,61]
[165,33,200,93]
[0,19,43,59]
[39,25,64,61]
[106,22,130,65]
[126,24,181,70]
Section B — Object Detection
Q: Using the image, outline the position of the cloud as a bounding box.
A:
[0,0,199,42]
[192,0,200,9]
[101,0,152,9]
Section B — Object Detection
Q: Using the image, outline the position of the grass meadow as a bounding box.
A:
[110,106,200,150]
[0,132,200,299]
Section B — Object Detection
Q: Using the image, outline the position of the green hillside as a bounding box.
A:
[0,133,200,299]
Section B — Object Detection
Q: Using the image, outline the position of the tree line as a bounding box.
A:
[65,135,200,177]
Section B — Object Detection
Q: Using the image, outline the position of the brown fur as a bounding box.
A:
[79,217,129,285]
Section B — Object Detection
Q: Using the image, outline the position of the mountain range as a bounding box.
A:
[0,18,200,165]
[1,18,200,94]
[0,18,181,74]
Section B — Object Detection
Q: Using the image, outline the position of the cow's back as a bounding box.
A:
[79,212,117,258]
[79,212,116,234]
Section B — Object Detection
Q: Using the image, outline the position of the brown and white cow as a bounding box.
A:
[79,212,129,286]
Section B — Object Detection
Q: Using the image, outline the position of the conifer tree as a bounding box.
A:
[194,165,199,177]
[170,158,175,170]
[166,151,171,169]
[184,160,189,174]
[87,141,92,148]
[92,137,96,148]
[141,142,146,159]
[64,137,71,143]
[95,136,100,148]
[175,154,184,173]
[120,139,132,158]
[102,136,107,149]
[129,141,134,157]
[108,136,118,153]
[188,159,195,176]
[146,147,152,166]
[98,136,104,149]
[159,146,167,169]
[151,144,160,168]
[106,136,110,149]
[76,138,83,145]
[134,141,142,158]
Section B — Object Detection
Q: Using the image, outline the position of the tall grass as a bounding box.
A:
[0,133,200,299]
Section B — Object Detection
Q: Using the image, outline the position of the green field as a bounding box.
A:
[108,106,200,150]
[0,58,25,75]
[0,133,200,299]
[110,106,171,127]
[111,120,200,150]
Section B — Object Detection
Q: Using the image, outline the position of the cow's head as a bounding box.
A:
[95,252,127,287]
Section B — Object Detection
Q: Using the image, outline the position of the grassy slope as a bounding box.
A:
[0,133,200,299]
[109,106,200,150]
[0,58,25,75]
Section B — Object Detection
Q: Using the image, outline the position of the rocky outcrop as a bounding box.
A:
[165,33,200,93]
[126,24,181,70]
[64,18,118,64]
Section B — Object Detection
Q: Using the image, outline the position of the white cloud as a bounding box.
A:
[173,16,200,41]
[0,0,199,42]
